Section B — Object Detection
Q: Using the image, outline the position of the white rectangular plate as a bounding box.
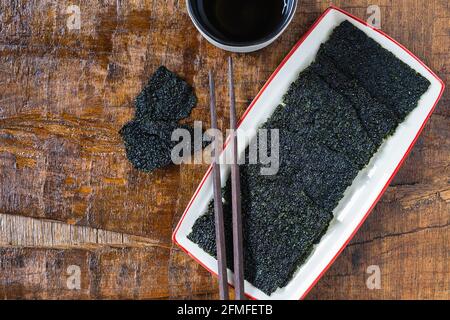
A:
[173,6,445,300]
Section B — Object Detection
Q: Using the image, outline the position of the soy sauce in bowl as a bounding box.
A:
[187,0,297,51]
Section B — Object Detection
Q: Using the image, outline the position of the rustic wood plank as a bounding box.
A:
[0,212,168,248]
[0,245,218,299]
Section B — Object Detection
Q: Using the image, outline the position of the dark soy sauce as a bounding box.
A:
[194,0,287,43]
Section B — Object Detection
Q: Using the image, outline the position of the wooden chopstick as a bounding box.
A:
[208,70,229,300]
[228,57,246,300]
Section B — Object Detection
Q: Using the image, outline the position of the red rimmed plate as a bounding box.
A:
[172,6,445,300]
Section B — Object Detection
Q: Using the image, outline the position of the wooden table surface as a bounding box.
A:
[0,0,448,300]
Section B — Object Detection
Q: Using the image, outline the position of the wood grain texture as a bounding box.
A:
[0,213,164,247]
[0,246,218,299]
[0,0,448,299]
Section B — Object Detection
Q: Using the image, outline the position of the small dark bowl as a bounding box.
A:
[186,0,298,52]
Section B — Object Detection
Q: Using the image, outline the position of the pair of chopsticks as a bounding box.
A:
[208,57,245,300]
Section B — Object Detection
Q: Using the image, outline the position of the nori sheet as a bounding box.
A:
[283,70,376,169]
[279,134,359,212]
[120,66,199,172]
[262,108,359,211]
[317,21,430,120]
[135,66,197,121]
[188,162,333,295]
[119,120,173,172]
[309,56,399,145]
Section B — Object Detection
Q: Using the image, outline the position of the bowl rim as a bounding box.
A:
[186,0,298,49]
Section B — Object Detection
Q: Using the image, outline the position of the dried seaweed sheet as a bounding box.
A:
[279,134,359,211]
[137,120,181,141]
[119,120,173,172]
[318,21,430,120]
[262,108,359,211]
[120,66,199,172]
[309,56,399,145]
[135,66,197,121]
[188,164,333,295]
[284,70,376,169]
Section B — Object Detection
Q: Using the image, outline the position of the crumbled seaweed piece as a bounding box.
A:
[317,21,430,120]
[135,66,197,121]
[120,66,202,172]
[310,56,399,145]
[137,118,203,150]
[283,70,377,169]
[121,119,207,172]
[137,119,181,143]
[119,120,173,172]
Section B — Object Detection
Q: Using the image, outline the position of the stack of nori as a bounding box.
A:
[188,162,333,294]
[120,66,197,172]
[317,20,430,120]
[262,106,359,212]
[308,57,399,146]
[283,70,376,169]
[188,21,430,295]
[280,135,359,212]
